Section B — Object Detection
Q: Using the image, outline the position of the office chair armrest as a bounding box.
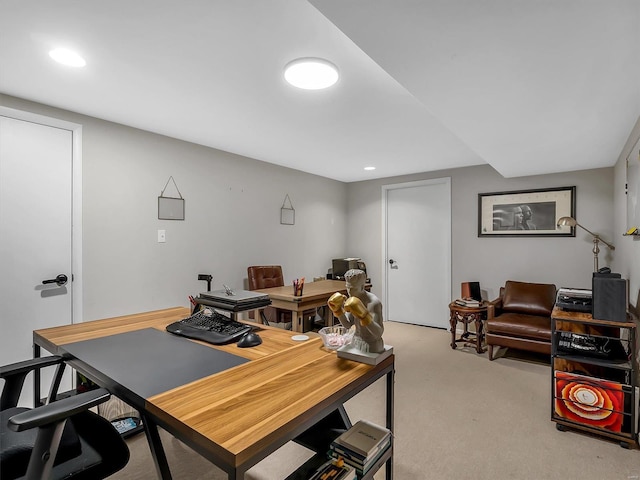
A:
[8,388,111,432]
[1,356,64,410]
[0,355,64,379]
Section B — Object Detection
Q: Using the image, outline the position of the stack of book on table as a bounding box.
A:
[328,420,392,477]
[454,298,481,307]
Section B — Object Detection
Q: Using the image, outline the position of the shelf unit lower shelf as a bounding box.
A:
[551,307,639,448]
[285,445,393,480]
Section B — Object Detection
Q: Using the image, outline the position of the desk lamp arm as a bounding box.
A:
[574,223,615,250]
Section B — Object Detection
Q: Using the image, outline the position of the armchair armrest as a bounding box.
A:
[1,356,64,410]
[486,297,503,320]
[8,388,111,432]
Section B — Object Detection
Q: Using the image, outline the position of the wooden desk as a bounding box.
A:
[33,307,394,479]
[254,279,368,332]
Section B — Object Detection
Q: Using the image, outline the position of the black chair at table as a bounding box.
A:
[1,356,129,480]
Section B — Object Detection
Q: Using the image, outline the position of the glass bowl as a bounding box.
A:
[318,326,354,350]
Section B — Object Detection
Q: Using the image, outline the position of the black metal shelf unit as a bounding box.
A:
[551,309,638,448]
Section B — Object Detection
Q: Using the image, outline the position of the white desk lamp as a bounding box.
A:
[557,216,615,272]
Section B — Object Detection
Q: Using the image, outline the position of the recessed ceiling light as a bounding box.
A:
[49,48,86,67]
[364,166,376,171]
[284,58,338,90]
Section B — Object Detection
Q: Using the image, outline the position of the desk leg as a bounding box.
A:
[294,312,303,332]
[230,468,246,480]
[33,343,41,406]
[386,366,395,480]
[142,413,173,480]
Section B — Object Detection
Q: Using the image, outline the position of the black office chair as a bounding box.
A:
[1,356,130,480]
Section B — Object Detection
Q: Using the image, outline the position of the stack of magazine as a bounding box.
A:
[328,420,392,477]
[454,298,481,307]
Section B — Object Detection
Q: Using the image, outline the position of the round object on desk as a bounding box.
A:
[291,334,309,341]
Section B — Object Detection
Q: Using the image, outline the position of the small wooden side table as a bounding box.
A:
[448,301,488,354]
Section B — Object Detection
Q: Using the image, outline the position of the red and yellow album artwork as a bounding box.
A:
[554,371,625,432]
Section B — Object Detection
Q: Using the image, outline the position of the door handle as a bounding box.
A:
[389,259,398,269]
[42,274,68,286]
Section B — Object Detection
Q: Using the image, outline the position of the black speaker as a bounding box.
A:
[592,276,627,322]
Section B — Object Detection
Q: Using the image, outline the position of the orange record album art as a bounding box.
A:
[554,371,625,432]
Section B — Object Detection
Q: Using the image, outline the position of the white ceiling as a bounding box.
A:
[1,1,638,182]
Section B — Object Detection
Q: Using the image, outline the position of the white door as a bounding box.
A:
[383,178,451,329]
[0,109,81,406]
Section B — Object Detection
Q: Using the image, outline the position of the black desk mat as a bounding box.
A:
[63,328,248,400]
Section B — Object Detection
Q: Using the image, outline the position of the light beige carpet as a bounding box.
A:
[110,321,639,479]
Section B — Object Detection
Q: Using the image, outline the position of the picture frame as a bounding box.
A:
[158,196,185,220]
[280,194,295,225]
[478,186,576,237]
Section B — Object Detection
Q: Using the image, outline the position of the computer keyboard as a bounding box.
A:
[166,309,252,345]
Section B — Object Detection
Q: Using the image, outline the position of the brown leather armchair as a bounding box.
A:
[486,280,557,360]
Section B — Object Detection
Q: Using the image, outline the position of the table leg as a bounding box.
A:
[142,413,173,480]
[294,312,304,332]
[475,317,485,354]
[33,343,41,406]
[449,312,457,349]
[385,366,395,480]
[326,310,334,327]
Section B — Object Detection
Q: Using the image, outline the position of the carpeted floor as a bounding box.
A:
[111,320,639,479]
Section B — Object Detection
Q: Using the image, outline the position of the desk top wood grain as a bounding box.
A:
[33,307,394,470]
[33,307,318,361]
[255,279,347,302]
[147,338,392,467]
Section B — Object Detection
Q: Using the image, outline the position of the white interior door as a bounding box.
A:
[0,110,81,406]
[383,178,451,329]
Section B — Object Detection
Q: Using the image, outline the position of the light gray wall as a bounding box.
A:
[347,165,616,302]
[613,116,640,313]
[3,93,635,322]
[1,95,348,320]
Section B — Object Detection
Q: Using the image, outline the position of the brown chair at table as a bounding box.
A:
[247,265,319,330]
[247,266,291,326]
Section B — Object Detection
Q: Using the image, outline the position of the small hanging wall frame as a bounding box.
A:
[280,194,295,225]
[158,176,185,220]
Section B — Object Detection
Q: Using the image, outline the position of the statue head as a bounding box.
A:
[345,269,366,296]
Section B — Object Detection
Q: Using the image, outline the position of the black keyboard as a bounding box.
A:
[166,309,251,345]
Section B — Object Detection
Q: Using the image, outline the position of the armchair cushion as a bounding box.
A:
[502,280,556,317]
[485,313,551,342]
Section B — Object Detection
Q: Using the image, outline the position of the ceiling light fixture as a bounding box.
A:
[364,166,376,171]
[284,58,338,90]
[49,48,86,67]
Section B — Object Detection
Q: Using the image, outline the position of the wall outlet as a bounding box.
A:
[157,229,166,243]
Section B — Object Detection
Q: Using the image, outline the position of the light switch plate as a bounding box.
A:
[157,229,166,243]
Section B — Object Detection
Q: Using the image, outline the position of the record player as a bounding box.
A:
[555,287,592,313]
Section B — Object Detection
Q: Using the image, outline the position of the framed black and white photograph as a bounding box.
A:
[478,186,575,237]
